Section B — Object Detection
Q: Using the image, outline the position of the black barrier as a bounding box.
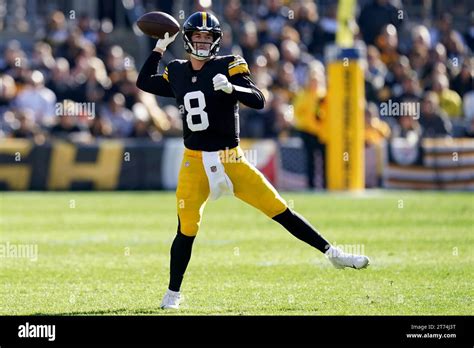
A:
[0,139,164,190]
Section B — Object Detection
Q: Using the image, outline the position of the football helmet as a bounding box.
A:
[182,12,222,60]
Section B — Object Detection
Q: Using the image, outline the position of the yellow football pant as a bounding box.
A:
[176,146,288,236]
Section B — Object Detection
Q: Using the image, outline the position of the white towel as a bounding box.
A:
[202,151,234,201]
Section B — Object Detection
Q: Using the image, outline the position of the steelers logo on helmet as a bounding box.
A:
[182,11,222,60]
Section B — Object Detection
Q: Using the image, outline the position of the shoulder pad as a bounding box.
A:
[227,55,250,77]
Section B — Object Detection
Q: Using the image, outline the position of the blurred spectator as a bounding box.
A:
[89,116,113,138]
[271,91,293,137]
[218,23,242,56]
[463,91,474,121]
[292,68,327,188]
[129,103,157,140]
[451,58,473,98]
[161,105,184,137]
[432,73,462,118]
[463,118,474,137]
[464,11,474,51]
[309,2,337,56]
[358,0,402,46]
[272,61,298,102]
[421,43,449,88]
[78,13,99,44]
[430,13,452,46]
[0,74,17,117]
[223,0,246,41]
[375,24,401,68]
[257,0,288,44]
[49,100,91,142]
[365,45,388,102]
[293,1,319,50]
[408,46,429,82]
[31,42,56,79]
[45,11,69,48]
[410,25,432,52]
[382,55,410,100]
[101,93,134,137]
[280,39,310,86]
[391,113,422,143]
[365,102,391,146]
[239,21,259,63]
[14,70,56,125]
[95,19,114,60]
[46,58,74,101]
[395,71,423,103]
[419,92,452,137]
[0,41,30,85]
[261,43,280,79]
[430,13,463,56]
[250,54,272,89]
[10,109,44,142]
[56,28,87,66]
[135,91,171,136]
[443,29,467,63]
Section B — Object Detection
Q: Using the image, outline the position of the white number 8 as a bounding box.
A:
[183,91,209,131]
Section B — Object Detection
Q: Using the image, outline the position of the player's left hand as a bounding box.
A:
[213,74,233,94]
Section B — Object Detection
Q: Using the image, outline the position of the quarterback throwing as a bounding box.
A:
[136,11,370,310]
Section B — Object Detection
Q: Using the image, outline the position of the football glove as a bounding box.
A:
[154,32,178,52]
[213,73,233,94]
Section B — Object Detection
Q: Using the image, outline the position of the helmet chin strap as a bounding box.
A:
[188,37,221,60]
[192,49,211,60]
[191,54,211,61]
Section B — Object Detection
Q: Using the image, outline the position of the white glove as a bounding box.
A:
[154,32,178,52]
[213,73,233,94]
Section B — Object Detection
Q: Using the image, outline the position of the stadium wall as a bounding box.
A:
[385,138,474,190]
[0,138,472,191]
[0,138,279,191]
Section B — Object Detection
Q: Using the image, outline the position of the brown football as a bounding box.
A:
[136,11,180,39]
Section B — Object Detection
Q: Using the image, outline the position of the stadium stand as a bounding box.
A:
[0,0,473,190]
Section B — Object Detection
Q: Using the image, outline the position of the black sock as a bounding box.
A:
[168,230,195,292]
[272,208,330,253]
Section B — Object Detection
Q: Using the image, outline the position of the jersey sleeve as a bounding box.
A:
[136,51,175,97]
[226,55,265,109]
[229,75,265,110]
[227,55,250,77]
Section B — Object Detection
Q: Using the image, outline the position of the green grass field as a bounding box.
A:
[0,191,472,315]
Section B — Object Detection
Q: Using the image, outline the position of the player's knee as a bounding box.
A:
[266,204,288,218]
[263,197,288,218]
[179,221,199,237]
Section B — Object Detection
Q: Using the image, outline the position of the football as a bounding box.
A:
[136,11,180,39]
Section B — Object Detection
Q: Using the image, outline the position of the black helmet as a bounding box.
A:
[182,12,222,60]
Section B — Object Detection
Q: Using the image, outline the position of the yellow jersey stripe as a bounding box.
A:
[163,67,169,82]
[229,63,250,76]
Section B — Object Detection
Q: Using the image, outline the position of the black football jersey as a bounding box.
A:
[136,52,265,151]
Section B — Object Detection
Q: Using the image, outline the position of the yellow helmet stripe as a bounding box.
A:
[202,12,207,27]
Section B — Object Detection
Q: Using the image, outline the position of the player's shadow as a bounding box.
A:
[32,307,173,315]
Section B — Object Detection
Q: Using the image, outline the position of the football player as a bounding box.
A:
[136,11,370,310]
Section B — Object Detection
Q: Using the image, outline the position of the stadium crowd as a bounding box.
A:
[0,0,473,150]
